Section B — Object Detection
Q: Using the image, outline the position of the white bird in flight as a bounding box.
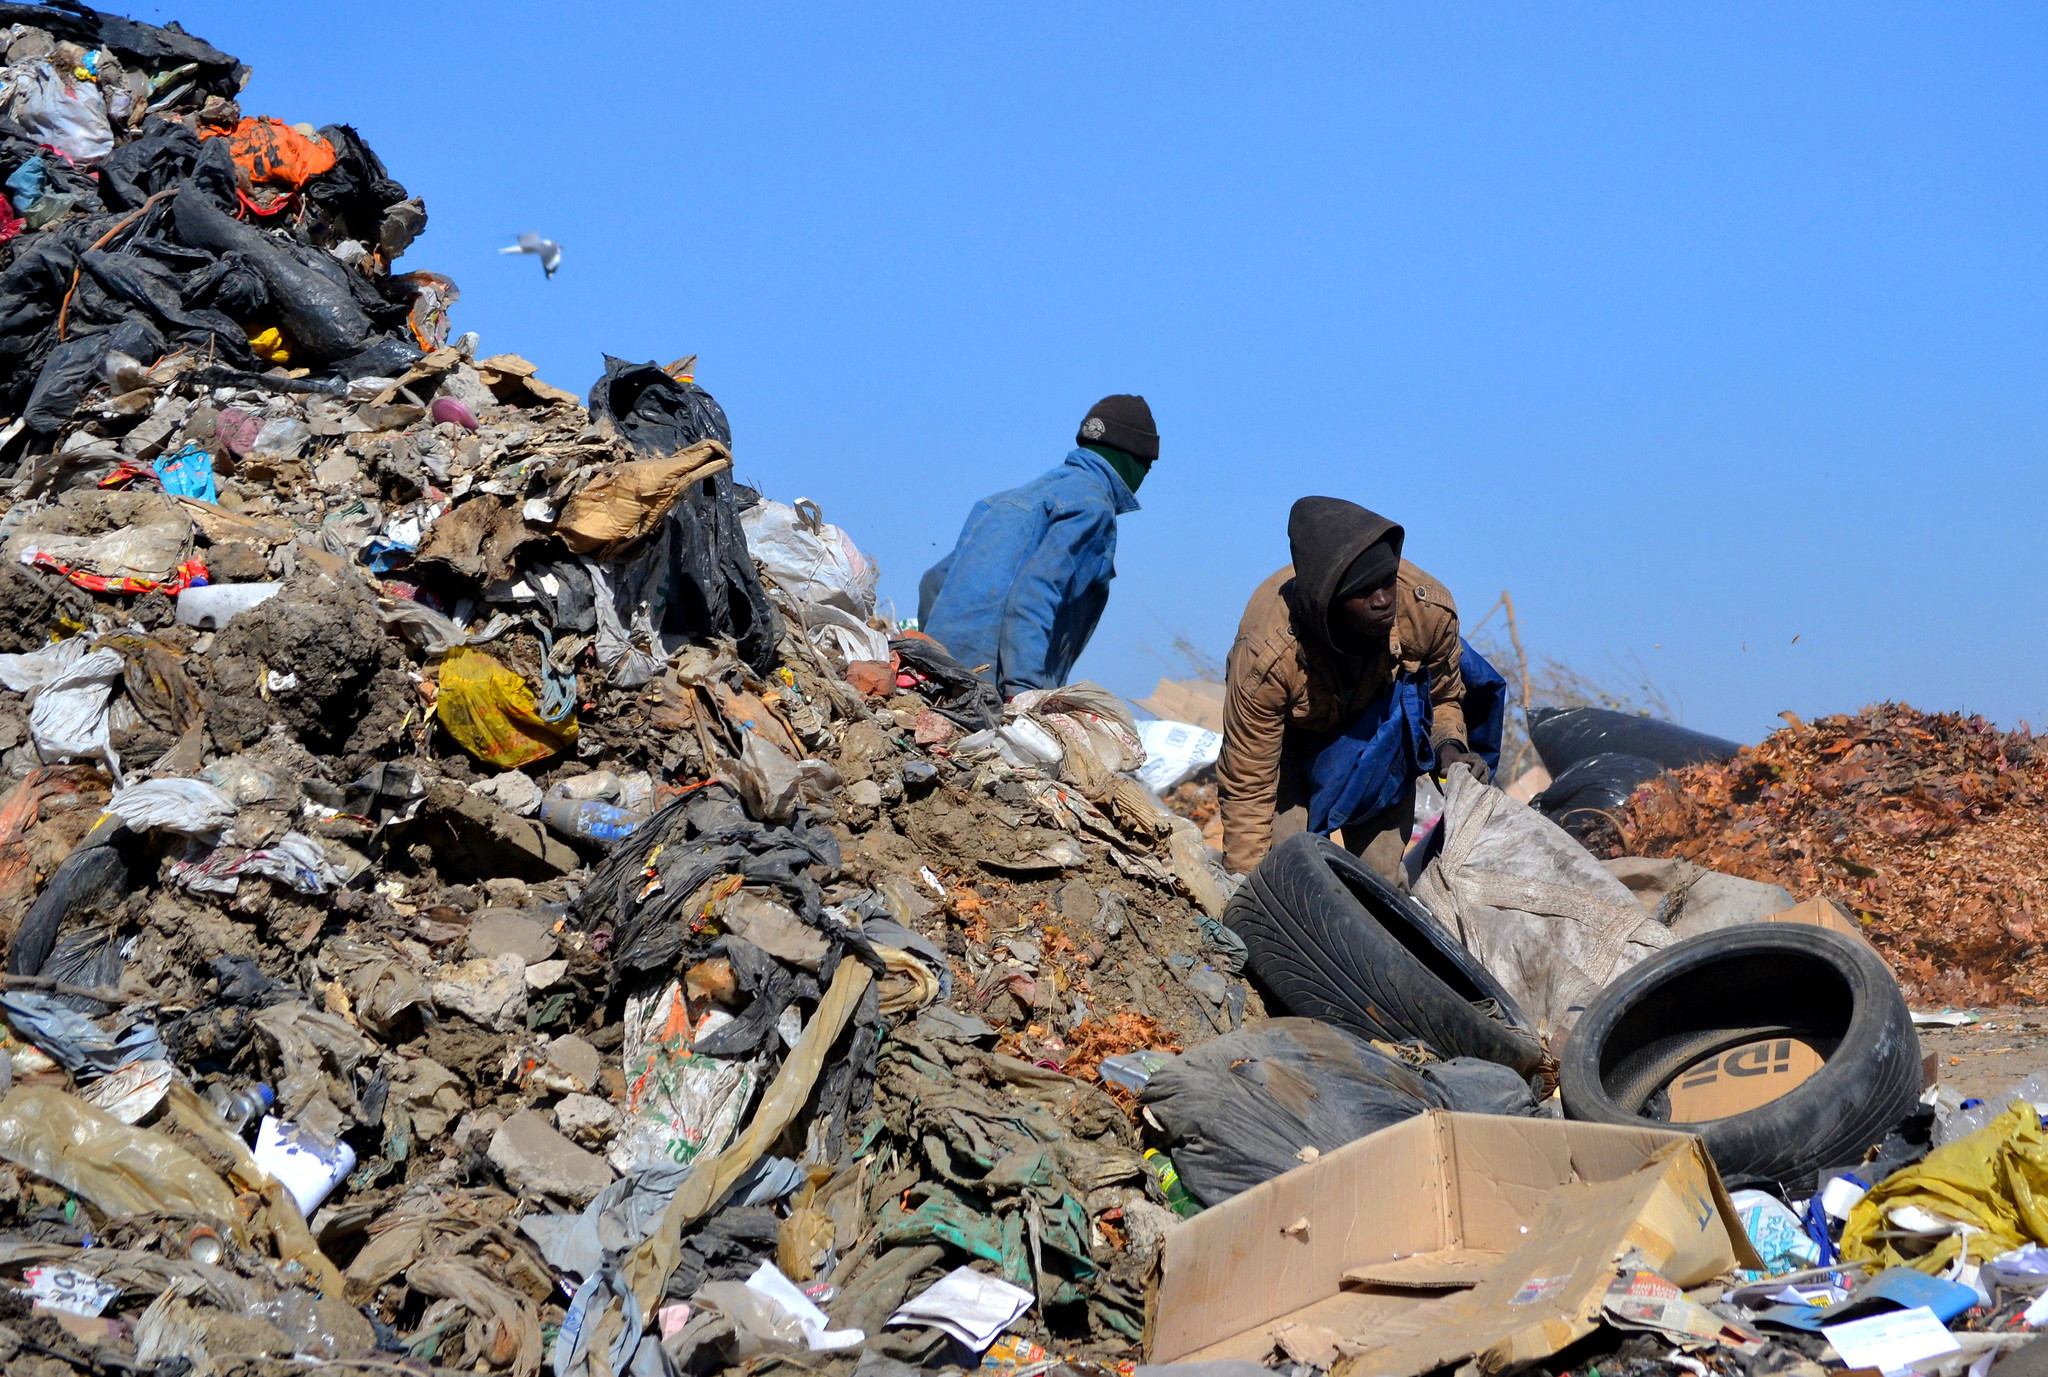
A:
[500,233,562,278]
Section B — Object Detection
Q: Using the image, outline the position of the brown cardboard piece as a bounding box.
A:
[1760,895,1873,948]
[1665,1036,1827,1120]
[1148,1111,1760,1376]
[1135,678,1226,734]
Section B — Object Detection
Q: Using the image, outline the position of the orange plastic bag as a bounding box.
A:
[435,647,577,769]
[199,116,336,191]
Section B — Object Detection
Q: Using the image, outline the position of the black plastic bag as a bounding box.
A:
[587,356,781,674]
[589,355,732,451]
[889,635,1003,731]
[172,166,375,363]
[1140,1017,1536,1205]
[304,124,413,246]
[1531,751,1669,842]
[1528,705,1741,776]
[96,119,200,210]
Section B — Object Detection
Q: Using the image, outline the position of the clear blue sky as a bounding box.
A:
[143,2,2046,742]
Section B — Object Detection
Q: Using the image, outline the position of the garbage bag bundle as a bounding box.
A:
[1413,766,1672,1035]
[1140,1018,1536,1205]
[1528,706,1741,775]
[0,7,424,439]
[1527,709,1742,842]
[1531,753,1669,841]
[586,358,782,675]
[890,635,1002,731]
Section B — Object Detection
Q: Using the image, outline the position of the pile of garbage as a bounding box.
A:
[0,6,1262,1373]
[3,7,2048,1377]
[1614,703,2047,1005]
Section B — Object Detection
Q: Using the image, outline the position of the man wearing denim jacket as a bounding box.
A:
[918,395,1157,698]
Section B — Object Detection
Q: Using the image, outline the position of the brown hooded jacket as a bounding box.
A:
[1216,500,1467,874]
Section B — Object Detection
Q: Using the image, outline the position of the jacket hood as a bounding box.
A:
[1286,496,1404,652]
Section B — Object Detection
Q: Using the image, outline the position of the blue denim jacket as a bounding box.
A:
[917,448,1140,697]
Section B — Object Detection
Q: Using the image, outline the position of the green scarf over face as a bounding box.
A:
[1082,443,1150,495]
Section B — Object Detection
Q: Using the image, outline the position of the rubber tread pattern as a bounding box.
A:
[1559,924,1921,1191]
[1224,832,1542,1074]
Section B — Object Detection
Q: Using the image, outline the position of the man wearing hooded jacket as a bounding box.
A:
[1217,496,1495,882]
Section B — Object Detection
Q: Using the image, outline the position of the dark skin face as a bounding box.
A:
[1330,574,1399,652]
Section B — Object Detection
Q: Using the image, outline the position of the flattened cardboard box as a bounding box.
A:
[1147,1111,1761,1376]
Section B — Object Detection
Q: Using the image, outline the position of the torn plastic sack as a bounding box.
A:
[891,635,1002,731]
[151,440,218,503]
[585,357,783,675]
[0,635,90,693]
[168,831,344,895]
[609,981,759,1175]
[19,523,193,587]
[436,645,577,768]
[1140,1018,1536,1205]
[3,61,114,163]
[27,646,124,776]
[105,777,236,836]
[1412,765,1673,1035]
[1840,1100,2048,1276]
[1136,718,1223,793]
[741,497,881,619]
[0,1085,247,1230]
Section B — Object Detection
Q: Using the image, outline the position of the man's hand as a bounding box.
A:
[1436,742,1493,785]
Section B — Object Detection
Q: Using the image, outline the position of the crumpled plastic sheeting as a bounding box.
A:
[0,635,89,693]
[168,830,343,895]
[27,646,124,777]
[437,645,578,768]
[869,1027,1147,1338]
[0,1085,243,1228]
[0,992,161,1077]
[741,498,890,667]
[105,776,236,835]
[1840,1100,2048,1274]
[579,783,871,986]
[608,982,758,1175]
[1413,764,1673,1035]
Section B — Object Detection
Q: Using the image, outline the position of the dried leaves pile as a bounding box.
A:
[1616,703,2048,1005]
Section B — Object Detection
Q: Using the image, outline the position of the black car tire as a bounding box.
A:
[1223,832,1543,1073]
[1559,923,1921,1190]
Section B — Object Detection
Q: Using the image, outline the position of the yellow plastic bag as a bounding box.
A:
[436,646,577,768]
[1840,1101,2048,1273]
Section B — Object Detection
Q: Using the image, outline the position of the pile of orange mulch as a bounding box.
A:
[1614,703,2048,1005]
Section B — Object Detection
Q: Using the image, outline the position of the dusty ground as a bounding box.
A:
[1918,1008,2048,1102]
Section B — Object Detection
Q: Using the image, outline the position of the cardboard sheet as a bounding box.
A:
[1147,1111,1760,1375]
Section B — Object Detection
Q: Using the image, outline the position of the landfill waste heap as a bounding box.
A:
[0,5,1254,1374]
[9,8,2048,1377]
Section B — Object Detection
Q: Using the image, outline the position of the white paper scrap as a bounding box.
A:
[887,1265,1035,1352]
[1822,1306,1960,1376]
[743,1260,863,1351]
[21,1265,120,1317]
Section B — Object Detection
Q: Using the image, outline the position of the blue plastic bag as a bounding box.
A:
[154,441,217,503]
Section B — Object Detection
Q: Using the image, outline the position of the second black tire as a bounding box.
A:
[1559,923,1921,1190]
[1223,832,1543,1074]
